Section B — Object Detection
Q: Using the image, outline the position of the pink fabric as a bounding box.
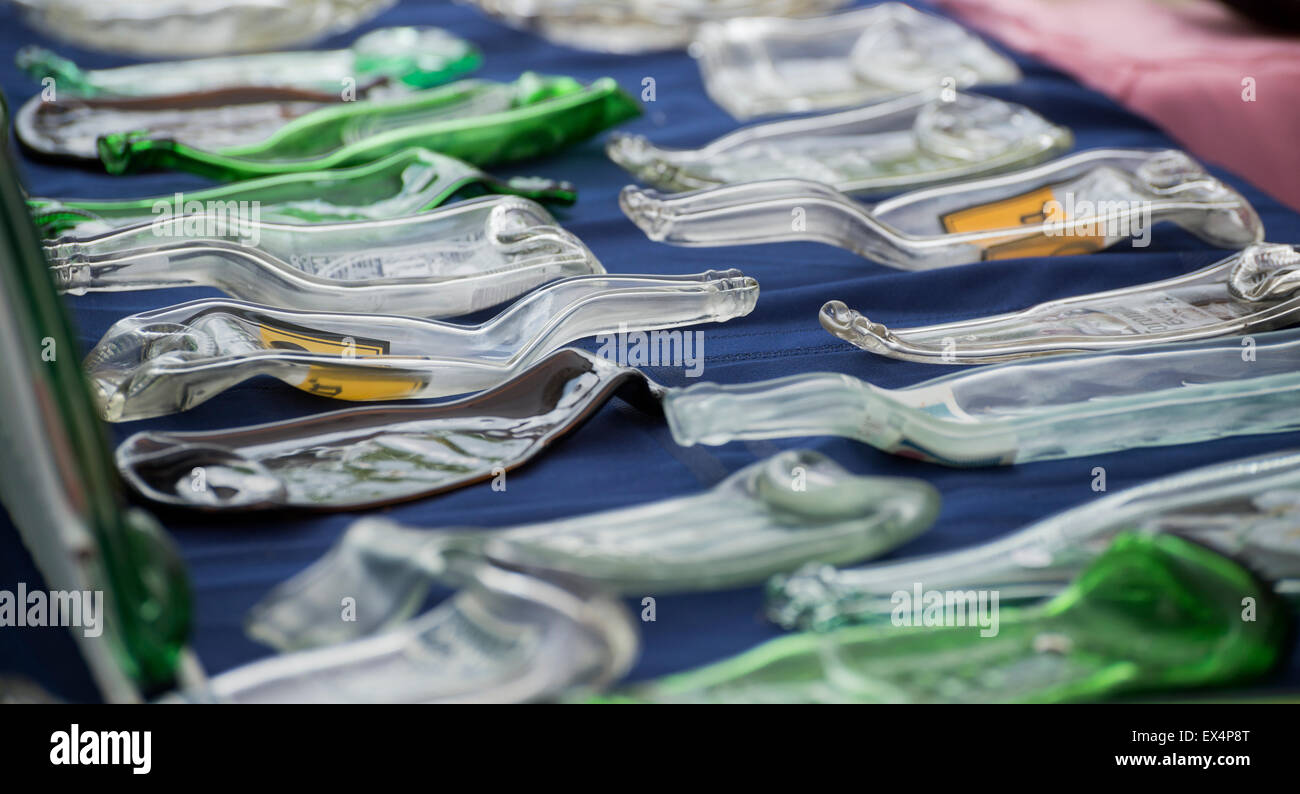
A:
[933,0,1300,211]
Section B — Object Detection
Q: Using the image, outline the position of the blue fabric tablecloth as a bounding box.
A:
[3,0,1297,700]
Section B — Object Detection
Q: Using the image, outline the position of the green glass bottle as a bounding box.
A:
[97,73,642,180]
[593,532,1286,703]
[0,93,190,701]
[29,147,577,239]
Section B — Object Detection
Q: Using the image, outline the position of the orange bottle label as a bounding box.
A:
[941,185,1106,260]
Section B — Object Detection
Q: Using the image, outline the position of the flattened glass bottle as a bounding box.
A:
[11,0,400,58]
[663,328,1300,466]
[693,3,1020,119]
[243,449,939,649]
[17,27,481,98]
[769,446,1300,631]
[29,148,576,239]
[618,148,1262,268]
[464,0,850,54]
[86,73,642,179]
[46,196,602,317]
[821,243,1300,364]
[183,563,638,704]
[593,533,1287,703]
[607,92,1069,196]
[85,271,759,421]
[113,349,664,510]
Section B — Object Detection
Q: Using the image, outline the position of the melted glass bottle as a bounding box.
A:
[30,148,576,239]
[822,243,1300,364]
[243,449,939,649]
[769,447,1300,631]
[11,0,400,57]
[607,92,1069,195]
[664,328,1300,466]
[114,349,667,510]
[181,562,638,704]
[464,0,850,54]
[593,533,1287,703]
[76,73,641,179]
[17,27,480,98]
[46,195,601,317]
[694,3,1020,119]
[85,271,759,421]
[619,149,1262,268]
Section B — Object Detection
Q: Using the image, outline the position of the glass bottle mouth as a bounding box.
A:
[1228,243,1300,301]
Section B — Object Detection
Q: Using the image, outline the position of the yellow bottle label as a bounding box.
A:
[256,321,424,401]
[295,369,427,401]
[941,185,1106,260]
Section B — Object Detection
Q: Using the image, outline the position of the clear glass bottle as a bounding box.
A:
[243,449,939,649]
[183,562,638,704]
[17,27,480,98]
[464,0,850,54]
[664,327,1300,466]
[822,243,1299,364]
[86,270,759,421]
[619,148,1262,268]
[46,195,602,317]
[608,91,1070,195]
[694,3,1020,119]
[11,0,399,57]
